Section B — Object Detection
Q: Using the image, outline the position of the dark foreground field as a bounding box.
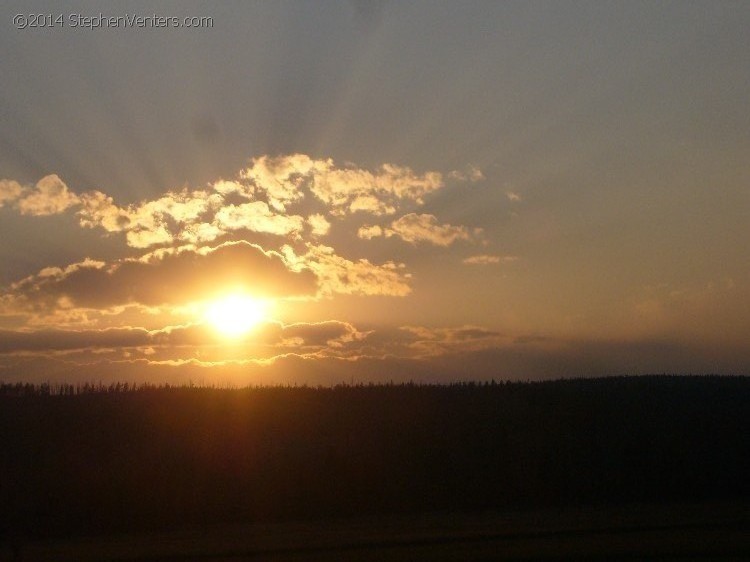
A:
[5,502,750,561]
[1,376,749,560]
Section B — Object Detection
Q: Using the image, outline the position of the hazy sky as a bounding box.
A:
[1,1,749,384]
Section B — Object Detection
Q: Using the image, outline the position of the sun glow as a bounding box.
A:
[204,295,270,337]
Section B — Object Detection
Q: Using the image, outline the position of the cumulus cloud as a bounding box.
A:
[178,222,225,245]
[0,179,24,207]
[506,191,522,202]
[4,175,80,216]
[307,213,331,237]
[282,244,412,297]
[214,201,305,237]
[18,175,79,215]
[385,213,474,246]
[463,254,518,265]
[3,156,481,251]
[347,195,396,215]
[311,162,444,216]
[238,154,451,216]
[78,188,222,249]
[239,154,321,211]
[126,224,174,249]
[357,224,383,240]
[77,190,131,232]
[212,179,253,198]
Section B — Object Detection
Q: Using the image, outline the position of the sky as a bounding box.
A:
[1,1,749,385]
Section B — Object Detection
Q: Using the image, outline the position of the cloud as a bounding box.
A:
[282,244,412,297]
[77,190,131,232]
[307,213,331,237]
[0,179,24,207]
[214,201,305,237]
[347,195,396,215]
[126,224,174,249]
[4,156,481,251]
[0,327,153,354]
[240,154,451,216]
[5,175,80,216]
[360,214,478,246]
[0,321,506,368]
[1,155,485,333]
[384,213,474,246]
[78,188,222,249]
[3,241,317,313]
[239,154,322,211]
[178,222,225,245]
[310,162,444,216]
[396,325,505,357]
[506,191,522,202]
[1,232,415,320]
[2,275,749,385]
[449,166,485,182]
[78,180,304,249]
[0,319,366,359]
[6,320,741,386]
[212,179,253,198]
[280,320,366,348]
[357,224,383,240]
[463,254,518,265]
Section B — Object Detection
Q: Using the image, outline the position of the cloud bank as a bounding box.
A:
[3,242,316,314]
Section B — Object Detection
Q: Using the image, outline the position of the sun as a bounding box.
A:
[204,294,269,337]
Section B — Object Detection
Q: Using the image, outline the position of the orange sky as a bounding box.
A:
[1,2,749,384]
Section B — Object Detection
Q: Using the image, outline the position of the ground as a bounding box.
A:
[5,502,749,561]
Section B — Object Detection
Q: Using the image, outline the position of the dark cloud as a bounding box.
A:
[2,334,747,387]
[445,327,500,341]
[282,321,364,347]
[5,241,316,312]
[5,306,741,385]
[0,327,151,354]
[0,320,364,357]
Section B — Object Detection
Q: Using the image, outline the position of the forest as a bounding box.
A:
[1,375,748,546]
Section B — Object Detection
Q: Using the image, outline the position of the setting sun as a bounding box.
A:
[204,295,269,337]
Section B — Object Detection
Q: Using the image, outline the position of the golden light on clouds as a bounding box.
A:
[204,294,271,338]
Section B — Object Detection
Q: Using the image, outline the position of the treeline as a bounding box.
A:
[0,381,171,396]
[1,375,748,540]
[0,379,509,396]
